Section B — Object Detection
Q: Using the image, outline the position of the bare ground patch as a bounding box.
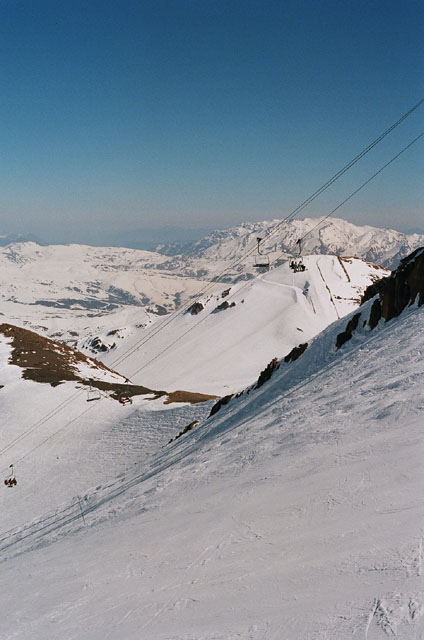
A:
[0,323,218,405]
[0,323,115,386]
[164,390,218,404]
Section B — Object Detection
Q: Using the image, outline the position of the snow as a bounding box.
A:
[1,232,422,638]
[0,216,421,348]
[0,293,423,638]
[93,255,389,395]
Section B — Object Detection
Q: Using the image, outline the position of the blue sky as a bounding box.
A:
[1,0,423,244]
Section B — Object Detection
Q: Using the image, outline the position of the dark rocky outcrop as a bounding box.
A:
[187,301,204,315]
[361,247,424,322]
[209,393,234,417]
[255,357,279,389]
[87,336,115,353]
[213,300,236,313]
[336,246,423,348]
[168,420,199,444]
[284,343,309,363]
[336,313,361,349]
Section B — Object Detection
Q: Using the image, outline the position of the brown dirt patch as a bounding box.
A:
[164,390,218,404]
[0,323,118,386]
[0,323,218,405]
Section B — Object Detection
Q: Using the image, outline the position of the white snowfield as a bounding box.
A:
[92,254,389,395]
[0,216,422,346]
[0,293,422,638]
[0,241,209,342]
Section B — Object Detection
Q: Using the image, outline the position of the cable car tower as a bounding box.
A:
[254,237,270,271]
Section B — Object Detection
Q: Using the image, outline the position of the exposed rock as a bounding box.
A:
[88,336,114,353]
[284,343,309,363]
[361,247,424,321]
[168,420,199,444]
[209,394,234,417]
[335,246,424,348]
[187,301,204,315]
[0,323,118,387]
[336,313,361,349]
[255,357,279,389]
[213,300,236,313]
[368,298,382,330]
[147,304,168,316]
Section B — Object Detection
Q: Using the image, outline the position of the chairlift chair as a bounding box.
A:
[289,238,307,273]
[254,237,270,270]
[87,382,101,402]
[118,392,133,406]
[4,464,17,488]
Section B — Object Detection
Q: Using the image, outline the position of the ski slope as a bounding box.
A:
[1,216,421,347]
[0,291,422,638]
[90,254,388,395]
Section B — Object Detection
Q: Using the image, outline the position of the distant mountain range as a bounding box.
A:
[0,216,423,347]
[0,233,44,247]
[155,216,424,270]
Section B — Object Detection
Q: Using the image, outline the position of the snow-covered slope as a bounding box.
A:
[1,217,422,347]
[0,252,422,639]
[0,241,213,343]
[85,255,388,395]
[0,327,216,532]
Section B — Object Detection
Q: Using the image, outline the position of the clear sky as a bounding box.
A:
[1,0,423,245]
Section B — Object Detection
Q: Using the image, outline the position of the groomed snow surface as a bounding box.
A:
[1,300,423,638]
[92,255,389,395]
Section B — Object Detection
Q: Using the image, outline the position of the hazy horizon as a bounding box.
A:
[1,215,423,252]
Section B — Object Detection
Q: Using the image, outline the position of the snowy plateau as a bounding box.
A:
[0,219,423,639]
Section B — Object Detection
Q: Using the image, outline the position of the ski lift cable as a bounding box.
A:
[0,501,78,544]
[107,97,424,369]
[286,130,424,256]
[0,379,111,468]
[0,388,84,460]
[127,129,424,381]
[0,100,422,469]
[0,309,394,553]
[1,403,97,474]
[13,127,419,470]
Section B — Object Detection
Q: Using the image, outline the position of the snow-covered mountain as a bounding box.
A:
[0,248,422,639]
[0,232,43,246]
[81,254,389,395]
[1,218,422,348]
[157,216,424,270]
[0,241,210,343]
